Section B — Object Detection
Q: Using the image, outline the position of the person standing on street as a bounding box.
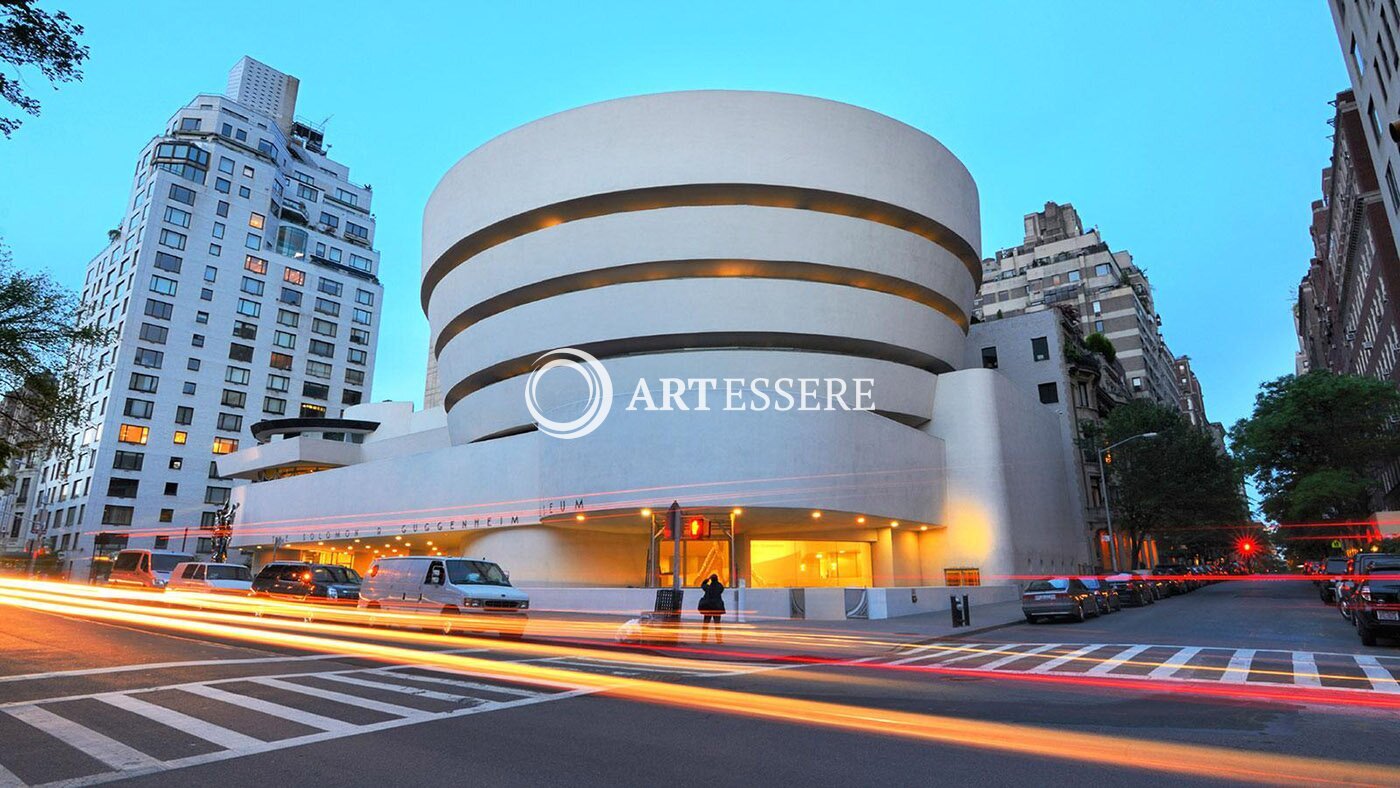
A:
[699,573,726,644]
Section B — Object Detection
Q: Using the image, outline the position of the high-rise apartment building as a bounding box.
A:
[975,202,1183,410]
[8,57,383,580]
[1295,88,1400,509]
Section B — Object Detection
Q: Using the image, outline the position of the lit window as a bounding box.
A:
[212,437,239,454]
[249,212,265,229]
[284,267,305,286]
[118,424,150,445]
[173,431,187,445]
[245,255,268,274]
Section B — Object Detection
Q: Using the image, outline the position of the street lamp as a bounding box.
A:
[1097,432,1158,572]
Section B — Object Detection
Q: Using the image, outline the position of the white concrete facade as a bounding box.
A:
[223,91,1088,615]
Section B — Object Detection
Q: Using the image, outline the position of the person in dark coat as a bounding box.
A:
[698,573,726,643]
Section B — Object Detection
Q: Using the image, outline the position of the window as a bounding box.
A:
[1388,164,1400,208]
[311,318,337,337]
[270,352,293,370]
[200,287,214,301]
[129,373,159,393]
[183,381,197,395]
[318,212,339,229]
[283,267,305,286]
[277,309,299,327]
[163,206,191,228]
[342,389,362,406]
[218,156,235,174]
[233,320,257,340]
[275,226,308,259]
[345,222,369,242]
[196,311,209,324]
[243,164,255,178]
[191,333,205,347]
[240,276,265,296]
[118,424,149,444]
[249,212,265,230]
[335,188,359,207]
[267,374,290,392]
[352,308,372,325]
[351,328,372,346]
[1091,300,1102,314]
[144,299,173,320]
[112,450,144,471]
[169,457,183,470]
[355,289,374,306]
[245,233,261,251]
[139,323,168,344]
[154,251,182,273]
[980,347,998,370]
[305,360,332,379]
[297,183,318,201]
[107,478,139,498]
[345,369,364,386]
[236,299,261,318]
[149,276,178,296]
[211,437,239,455]
[205,485,232,504]
[314,298,339,316]
[159,509,174,523]
[123,398,153,419]
[228,343,254,362]
[1093,263,1112,277]
[244,255,268,274]
[263,396,286,415]
[302,381,329,400]
[318,278,343,296]
[1353,35,1366,77]
[349,254,372,272]
[216,200,230,218]
[221,389,246,408]
[1037,382,1058,404]
[168,184,196,205]
[300,403,327,418]
[308,339,334,358]
[347,348,366,365]
[1131,376,1143,392]
[268,330,294,350]
[159,229,186,250]
[203,265,217,283]
[1094,320,1104,333]
[217,413,243,432]
[215,177,231,194]
[134,348,163,368]
[175,405,193,425]
[1031,336,1050,362]
[102,505,134,526]
[279,288,302,306]
[226,366,250,385]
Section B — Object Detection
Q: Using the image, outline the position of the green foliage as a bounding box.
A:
[0,242,105,481]
[0,1,88,137]
[1229,371,1400,558]
[1083,332,1117,364]
[1083,400,1247,568]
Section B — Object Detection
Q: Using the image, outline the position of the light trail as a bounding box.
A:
[0,583,1393,785]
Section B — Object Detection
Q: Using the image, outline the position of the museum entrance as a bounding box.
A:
[646,510,734,587]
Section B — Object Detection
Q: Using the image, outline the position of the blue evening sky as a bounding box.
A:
[0,0,1346,434]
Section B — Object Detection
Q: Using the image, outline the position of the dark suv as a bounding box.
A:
[250,562,362,608]
[1352,560,1400,646]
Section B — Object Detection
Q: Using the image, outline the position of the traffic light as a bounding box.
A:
[1103,451,1112,465]
[684,516,709,539]
[1237,538,1256,555]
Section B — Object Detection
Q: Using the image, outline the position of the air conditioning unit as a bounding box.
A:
[1363,341,1375,350]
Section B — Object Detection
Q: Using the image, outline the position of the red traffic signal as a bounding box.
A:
[684,517,709,539]
[1237,539,1256,554]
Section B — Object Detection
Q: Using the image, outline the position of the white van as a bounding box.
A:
[358,556,528,636]
[166,562,253,594]
[107,549,196,589]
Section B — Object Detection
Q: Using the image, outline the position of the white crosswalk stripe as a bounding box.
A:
[1353,655,1400,693]
[1028,645,1101,673]
[5,704,162,773]
[1292,651,1323,688]
[980,643,1062,670]
[1085,644,1151,676]
[1220,649,1256,683]
[95,694,264,751]
[1147,646,1202,679]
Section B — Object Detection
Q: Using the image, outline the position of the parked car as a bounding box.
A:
[1319,556,1352,603]
[1129,569,1170,600]
[1022,578,1100,623]
[1105,573,1155,606]
[250,562,361,617]
[1337,553,1398,621]
[166,562,253,595]
[1153,564,1193,594]
[106,549,196,590]
[359,556,528,636]
[1077,576,1121,613]
[1352,559,1400,646]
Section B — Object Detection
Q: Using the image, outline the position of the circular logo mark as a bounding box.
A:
[525,348,613,439]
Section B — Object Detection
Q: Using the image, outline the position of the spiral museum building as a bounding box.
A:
[222,91,1088,618]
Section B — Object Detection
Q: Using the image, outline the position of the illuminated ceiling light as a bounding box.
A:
[731,508,743,516]
[890,521,899,528]
[857,516,866,524]
[575,514,586,521]
[394,536,402,541]
[811,511,822,519]
[920,525,928,531]
[354,539,361,543]
[317,541,324,545]
[641,508,652,517]
[426,541,433,545]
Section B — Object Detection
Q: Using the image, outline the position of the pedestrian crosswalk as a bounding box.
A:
[0,663,584,787]
[879,641,1400,695]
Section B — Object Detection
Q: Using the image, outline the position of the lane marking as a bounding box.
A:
[980,644,1062,670]
[886,644,990,667]
[1147,647,1202,680]
[314,673,479,704]
[1221,649,1256,684]
[1085,644,1151,676]
[1354,655,1400,694]
[96,694,263,751]
[927,644,1027,667]
[193,685,357,733]
[6,704,162,773]
[369,667,547,698]
[1027,645,1101,674]
[1292,651,1323,688]
[251,677,429,718]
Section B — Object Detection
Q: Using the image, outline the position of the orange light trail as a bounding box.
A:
[0,581,1392,786]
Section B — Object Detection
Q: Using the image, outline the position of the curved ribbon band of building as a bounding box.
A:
[222,91,1089,619]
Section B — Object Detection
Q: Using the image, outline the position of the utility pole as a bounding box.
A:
[1097,432,1159,573]
[668,501,681,591]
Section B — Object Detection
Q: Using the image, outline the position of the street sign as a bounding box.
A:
[1331,539,1344,549]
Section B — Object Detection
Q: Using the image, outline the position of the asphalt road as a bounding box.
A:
[0,580,1394,787]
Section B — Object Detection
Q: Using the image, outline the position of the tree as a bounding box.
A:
[1084,400,1247,568]
[1,1,88,138]
[1229,371,1400,559]
[1084,332,1117,364]
[0,241,104,483]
